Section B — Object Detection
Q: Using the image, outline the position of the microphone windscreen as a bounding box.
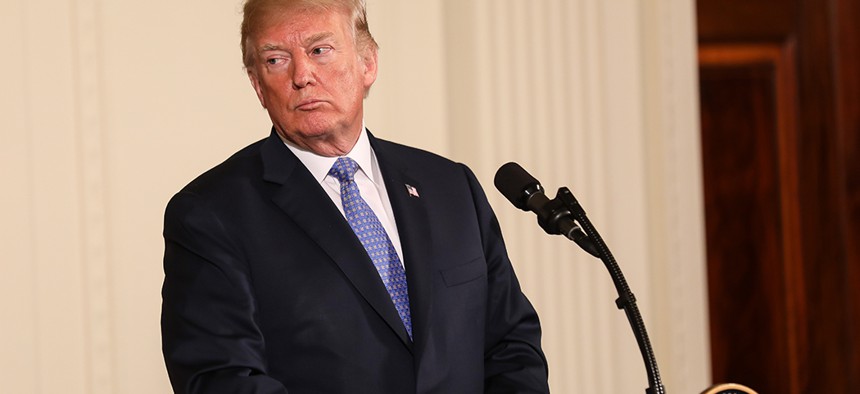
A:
[494,162,540,210]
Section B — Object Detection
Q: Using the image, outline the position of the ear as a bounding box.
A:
[247,69,267,109]
[361,47,378,90]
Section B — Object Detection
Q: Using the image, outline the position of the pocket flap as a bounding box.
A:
[441,258,486,287]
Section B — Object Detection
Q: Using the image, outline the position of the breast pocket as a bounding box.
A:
[440,258,487,287]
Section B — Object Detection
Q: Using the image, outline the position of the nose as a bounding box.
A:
[291,55,315,89]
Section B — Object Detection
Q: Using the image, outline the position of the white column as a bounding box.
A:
[641,0,712,391]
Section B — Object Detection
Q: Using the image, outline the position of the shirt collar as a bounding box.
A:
[282,123,381,185]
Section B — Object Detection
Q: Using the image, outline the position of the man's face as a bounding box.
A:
[247,8,377,156]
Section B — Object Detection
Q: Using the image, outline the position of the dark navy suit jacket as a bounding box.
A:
[161,130,549,393]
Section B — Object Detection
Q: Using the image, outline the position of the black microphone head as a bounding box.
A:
[494,162,543,211]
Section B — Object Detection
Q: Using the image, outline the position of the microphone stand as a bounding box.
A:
[542,187,666,394]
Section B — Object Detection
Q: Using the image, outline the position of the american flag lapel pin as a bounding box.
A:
[405,184,420,198]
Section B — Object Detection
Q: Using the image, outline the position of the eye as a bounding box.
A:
[311,46,333,56]
[266,57,284,65]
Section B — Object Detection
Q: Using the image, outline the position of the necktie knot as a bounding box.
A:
[329,157,359,183]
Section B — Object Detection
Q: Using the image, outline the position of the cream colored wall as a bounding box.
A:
[0,0,707,393]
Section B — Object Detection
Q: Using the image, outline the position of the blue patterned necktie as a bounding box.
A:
[328,157,413,339]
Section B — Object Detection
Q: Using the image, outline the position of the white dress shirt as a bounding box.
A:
[283,127,406,267]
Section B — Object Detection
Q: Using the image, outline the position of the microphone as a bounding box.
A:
[495,162,667,394]
[493,162,545,211]
[493,162,599,258]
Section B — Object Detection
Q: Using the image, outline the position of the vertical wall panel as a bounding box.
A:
[0,0,38,392]
[643,0,712,392]
[20,0,90,392]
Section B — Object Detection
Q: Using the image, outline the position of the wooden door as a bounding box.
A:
[696,0,860,392]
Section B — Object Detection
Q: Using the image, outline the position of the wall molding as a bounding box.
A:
[72,0,114,392]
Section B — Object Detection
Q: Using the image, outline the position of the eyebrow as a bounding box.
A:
[258,32,336,53]
[303,32,335,46]
[260,43,284,52]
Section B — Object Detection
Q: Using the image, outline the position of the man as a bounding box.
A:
[161,0,549,392]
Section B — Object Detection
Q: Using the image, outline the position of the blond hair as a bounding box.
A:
[240,0,378,68]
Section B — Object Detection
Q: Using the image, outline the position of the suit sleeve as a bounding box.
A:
[460,165,551,393]
[161,191,288,394]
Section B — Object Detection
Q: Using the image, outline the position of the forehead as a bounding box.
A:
[252,6,352,47]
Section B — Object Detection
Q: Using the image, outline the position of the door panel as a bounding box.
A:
[696,0,860,392]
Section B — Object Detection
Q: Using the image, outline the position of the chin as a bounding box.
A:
[299,122,339,139]
[281,117,343,140]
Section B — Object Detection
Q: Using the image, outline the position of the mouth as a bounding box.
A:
[295,99,325,111]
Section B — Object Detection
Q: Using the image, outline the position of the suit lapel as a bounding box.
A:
[369,134,435,352]
[261,131,414,350]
